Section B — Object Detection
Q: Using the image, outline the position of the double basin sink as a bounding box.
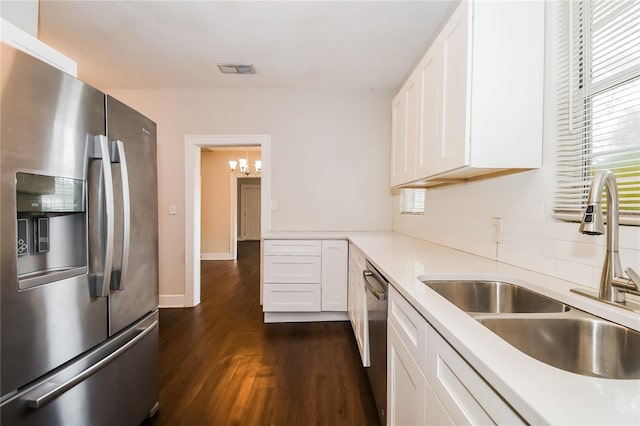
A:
[423,280,640,380]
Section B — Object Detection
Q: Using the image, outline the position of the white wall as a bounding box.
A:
[0,0,39,37]
[393,3,640,291]
[106,88,393,299]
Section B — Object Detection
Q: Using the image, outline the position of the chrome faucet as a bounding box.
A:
[577,170,640,305]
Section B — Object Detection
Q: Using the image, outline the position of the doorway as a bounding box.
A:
[184,135,271,307]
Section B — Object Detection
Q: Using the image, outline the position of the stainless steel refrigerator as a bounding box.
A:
[0,43,159,425]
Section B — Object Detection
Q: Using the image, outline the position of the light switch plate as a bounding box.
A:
[168,203,177,215]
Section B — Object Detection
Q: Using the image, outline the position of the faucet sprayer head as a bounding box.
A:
[578,170,615,236]
[579,202,604,235]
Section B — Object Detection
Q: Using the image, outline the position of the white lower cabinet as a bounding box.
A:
[426,326,524,425]
[263,283,321,312]
[425,380,454,426]
[321,240,348,311]
[263,239,347,314]
[388,322,427,426]
[388,287,523,425]
[348,243,369,366]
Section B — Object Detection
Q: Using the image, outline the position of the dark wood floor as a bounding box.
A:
[144,241,379,426]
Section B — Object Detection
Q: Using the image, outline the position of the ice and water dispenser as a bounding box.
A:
[16,172,87,289]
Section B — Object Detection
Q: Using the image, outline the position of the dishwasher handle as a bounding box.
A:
[363,270,387,301]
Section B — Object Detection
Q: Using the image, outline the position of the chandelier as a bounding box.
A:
[229,158,261,177]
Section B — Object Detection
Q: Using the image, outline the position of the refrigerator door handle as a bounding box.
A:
[110,140,131,290]
[23,320,158,410]
[89,135,115,297]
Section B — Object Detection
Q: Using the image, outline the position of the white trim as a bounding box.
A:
[263,311,349,323]
[159,294,186,308]
[201,253,235,261]
[230,175,238,260]
[184,134,271,307]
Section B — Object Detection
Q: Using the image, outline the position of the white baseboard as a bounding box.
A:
[159,294,186,308]
[201,252,234,260]
[263,311,349,323]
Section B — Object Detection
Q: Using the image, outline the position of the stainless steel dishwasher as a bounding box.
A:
[363,260,388,426]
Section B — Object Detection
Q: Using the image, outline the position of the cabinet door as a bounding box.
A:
[321,240,347,311]
[416,42,443,178]
[426,325,524,425]
[347,260,356,327]
[391,75,419,187]
[388,323,427,426]
[426,381,454,426]
[390,91,407,187]
[437,1,470,174]
[356,276,370,367]
[347,244,369,366]
[403,75,419,183]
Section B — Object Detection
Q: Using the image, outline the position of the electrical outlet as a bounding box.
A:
[490,217,503,243]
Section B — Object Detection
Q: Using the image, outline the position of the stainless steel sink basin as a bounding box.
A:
[477,315,640,379]
[423,281,569,314]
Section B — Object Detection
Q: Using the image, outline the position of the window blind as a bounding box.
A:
[400,188,425,215]
[554,0,640,225]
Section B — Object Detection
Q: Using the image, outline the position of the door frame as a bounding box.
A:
[239,183,261,241]
[184,134,271,307]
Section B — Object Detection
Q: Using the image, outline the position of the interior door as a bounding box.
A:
[240,183,261,240]
[106,96,159,335]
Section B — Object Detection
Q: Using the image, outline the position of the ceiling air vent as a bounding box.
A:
[217,64,256,74]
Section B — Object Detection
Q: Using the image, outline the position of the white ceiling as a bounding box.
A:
[38,0,457,91]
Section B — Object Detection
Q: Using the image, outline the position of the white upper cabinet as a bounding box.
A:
[438,2,469,175]
[390,92,405,187]
[391,72,421,187]
[1,18,77,77]
[390,0,544,187]
[416,41,443,178]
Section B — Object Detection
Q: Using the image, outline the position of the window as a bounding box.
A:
[554,0,640,225]
[400,188,425,215]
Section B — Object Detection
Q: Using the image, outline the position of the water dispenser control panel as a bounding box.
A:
[15,172,87,289]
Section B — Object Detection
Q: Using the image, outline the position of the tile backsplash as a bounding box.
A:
[393,169,640,290]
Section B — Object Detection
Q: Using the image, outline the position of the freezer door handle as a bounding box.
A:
[110,140,131,291]
[89,135,115,297]
[24,320,158,409]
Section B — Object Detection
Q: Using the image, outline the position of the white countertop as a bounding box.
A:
[266,231,640,424]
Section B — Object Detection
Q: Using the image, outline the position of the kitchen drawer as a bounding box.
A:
[263,284,321,312]
[388,286,427,373]
[264,240,321,256]
[264,256,321,283]
[426,325,524,425]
